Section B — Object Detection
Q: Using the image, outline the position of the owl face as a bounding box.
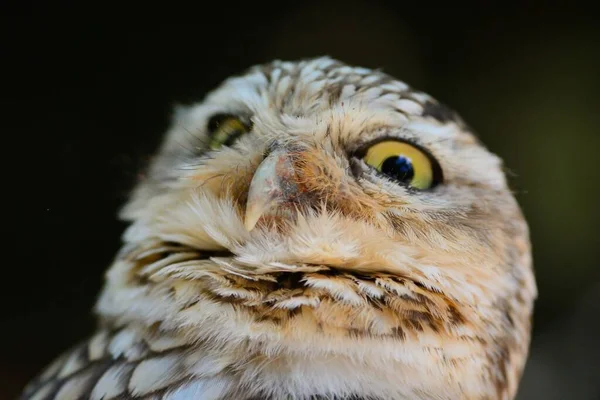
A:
[122,56,529,300]
[104,57,536,399]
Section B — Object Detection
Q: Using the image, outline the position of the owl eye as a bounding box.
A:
[206,113,251,150]
[360,140,442,190]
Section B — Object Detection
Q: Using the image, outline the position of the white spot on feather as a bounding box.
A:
[164,378,228,400]
[55,368,96,400]
[395,99,423,114]
[90,363,135,400]
[88,331,108,360]
[303,275,363,306]
[29,382,56,400]
[129,353,185,396]
[108,329,138,359]
[57,348,85,378]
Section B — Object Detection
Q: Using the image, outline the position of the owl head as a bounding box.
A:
[97,57,537,399]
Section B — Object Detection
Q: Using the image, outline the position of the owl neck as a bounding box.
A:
[94,238,519,399]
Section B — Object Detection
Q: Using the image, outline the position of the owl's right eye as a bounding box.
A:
[206,113,251,150]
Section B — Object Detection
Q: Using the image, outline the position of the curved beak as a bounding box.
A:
[244,148,298,231]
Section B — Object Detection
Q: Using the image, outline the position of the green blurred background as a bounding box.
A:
[2,2,598,399]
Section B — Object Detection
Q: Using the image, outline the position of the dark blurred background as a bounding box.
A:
[2,2,598,399]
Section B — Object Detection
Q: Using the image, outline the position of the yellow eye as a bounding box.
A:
[207,114,251,150]
[361,140,441,189]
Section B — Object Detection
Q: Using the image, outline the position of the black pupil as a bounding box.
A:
[381,155,414,183]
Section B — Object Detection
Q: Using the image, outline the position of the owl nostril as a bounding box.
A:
[262,141,280,159]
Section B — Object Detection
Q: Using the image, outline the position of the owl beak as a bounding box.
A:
[244,148,298,231]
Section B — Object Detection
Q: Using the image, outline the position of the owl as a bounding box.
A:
[20,57,536,400]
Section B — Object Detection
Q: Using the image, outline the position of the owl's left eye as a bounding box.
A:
[206,113,251,150]
[359,139,442,190]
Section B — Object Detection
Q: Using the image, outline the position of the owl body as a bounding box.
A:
[21,58,536,400]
